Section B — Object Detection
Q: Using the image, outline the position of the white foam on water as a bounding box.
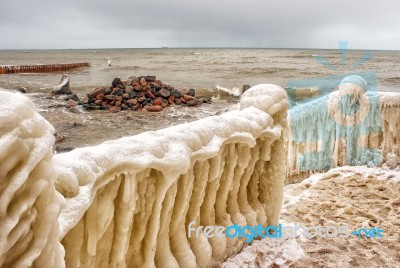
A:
[215,85,242,96]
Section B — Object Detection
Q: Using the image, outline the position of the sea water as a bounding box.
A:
[0,48,399,148]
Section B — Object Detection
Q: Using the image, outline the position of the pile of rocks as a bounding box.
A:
[83,76,210,112]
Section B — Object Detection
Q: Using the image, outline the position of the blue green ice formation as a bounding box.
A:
[288,74,382,171]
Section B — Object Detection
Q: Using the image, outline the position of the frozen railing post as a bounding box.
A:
[0,91,65,268]
[239,84,288,227]
[327,75,381,167]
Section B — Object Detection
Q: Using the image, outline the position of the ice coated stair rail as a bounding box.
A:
[0,63,90,74]
[287,75,400,183]
[0,84,288,267]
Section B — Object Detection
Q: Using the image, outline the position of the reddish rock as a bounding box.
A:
[112,78,123,87]
[115,101,122,107]
[180,97,187,103]
[153,98,163,106]
[179,89,188,96]
[145,91,155,99]
[183,94,194,101]
[110,106,121,113]
[104,88,112,95]
[132,82,140,87]
[115,96,123,101]
[125,86,133,93]
[101,101,108,106]
[139,77,147,87]
[133,85,142,92]
[175,98,183,105]
[122,93,129,99]
[149,82,159,89]
[138,96,146,103]
[126,99,138,105]
[187,98,200,106]
[170,89,181,98]
[96,93,104,100]
[105,95,118,101]
[155,80,163,86]
[87,87,105,98]
[169,96,175,104]
[157,88,171,98]
[147,105,163,112]
[128,91,138,99]
[144,75,156,82]
[127,76,137,85]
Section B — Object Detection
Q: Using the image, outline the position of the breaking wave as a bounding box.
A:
[215,85,242,97]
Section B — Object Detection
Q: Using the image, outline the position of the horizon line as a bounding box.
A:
[0,47,399,52]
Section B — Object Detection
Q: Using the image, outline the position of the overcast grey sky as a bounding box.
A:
[0,0,399,50]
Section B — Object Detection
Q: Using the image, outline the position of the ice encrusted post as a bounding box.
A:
[239,84,288,227]
[0,91,65,268]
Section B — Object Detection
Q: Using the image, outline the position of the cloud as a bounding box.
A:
[0,0,399,49]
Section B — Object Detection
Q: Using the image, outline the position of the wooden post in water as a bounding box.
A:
[0,63,90,74]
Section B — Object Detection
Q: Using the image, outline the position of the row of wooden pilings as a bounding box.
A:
[0,63,90,74]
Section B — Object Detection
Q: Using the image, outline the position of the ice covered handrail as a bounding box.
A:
[0,84,288,268]
[287,75,400,183]
[56,84,288,268]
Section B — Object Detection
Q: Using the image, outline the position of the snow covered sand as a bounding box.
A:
[222,166,400,267]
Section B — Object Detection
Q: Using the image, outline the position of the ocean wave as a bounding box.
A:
[194,87,215,97]
[385,77,400,83]
[291,54,315,59]
[235,67,298,76]
[215,85,242,96]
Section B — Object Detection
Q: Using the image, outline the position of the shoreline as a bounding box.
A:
[0,76,399,267]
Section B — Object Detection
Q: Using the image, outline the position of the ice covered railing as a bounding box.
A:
[287,75,400,183]
[0,84,288,267]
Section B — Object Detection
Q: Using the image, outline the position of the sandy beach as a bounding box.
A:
[223,166,400,267]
